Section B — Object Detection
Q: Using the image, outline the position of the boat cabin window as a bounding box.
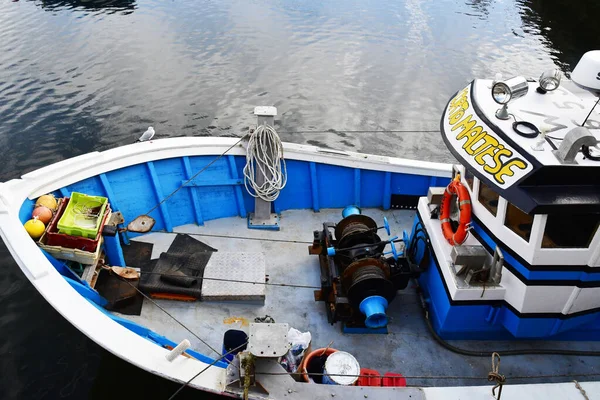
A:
[504,203,533,242]
[541,213,600,248]
[464,168,475,190]
[478,181,499,217]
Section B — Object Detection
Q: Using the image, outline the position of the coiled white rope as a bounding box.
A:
[243,124,287,201]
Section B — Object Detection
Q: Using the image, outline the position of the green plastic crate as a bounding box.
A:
[57,192,109,238]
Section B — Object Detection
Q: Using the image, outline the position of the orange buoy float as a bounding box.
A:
[440,176,472,246]
[32,206,53,224]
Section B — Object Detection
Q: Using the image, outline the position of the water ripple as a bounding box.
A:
[0,0,595,177]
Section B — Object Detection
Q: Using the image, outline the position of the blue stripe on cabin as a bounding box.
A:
[470,219,599,282]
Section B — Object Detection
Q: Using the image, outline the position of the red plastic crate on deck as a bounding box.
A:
[382,372,406,387]
[44,198,110,252]
[357,368,382,387]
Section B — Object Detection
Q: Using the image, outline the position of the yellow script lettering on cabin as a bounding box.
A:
[447,88,528,185]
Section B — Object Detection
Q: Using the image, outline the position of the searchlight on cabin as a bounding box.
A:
[537,69,562,94]
[491,76,529,120]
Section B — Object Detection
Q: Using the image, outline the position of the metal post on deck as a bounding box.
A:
[247,106,280,230]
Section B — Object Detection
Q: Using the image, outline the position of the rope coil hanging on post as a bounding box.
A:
[243,124,287,201]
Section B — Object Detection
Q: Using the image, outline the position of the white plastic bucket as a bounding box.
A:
[322,351,360,385]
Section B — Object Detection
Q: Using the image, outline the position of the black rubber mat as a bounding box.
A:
[138,234,216,298]
[115,240,155,315]
[167,233,216,263]
[122,240,154,268]
[95,270,144,316]
[139,253,206,297]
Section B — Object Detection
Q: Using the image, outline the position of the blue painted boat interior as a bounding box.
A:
[19,155,444,230]
[19,155,446,364]
[20,152,600,348]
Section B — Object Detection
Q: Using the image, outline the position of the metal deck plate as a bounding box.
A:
[248,323,290,357]
[201,252,266,302]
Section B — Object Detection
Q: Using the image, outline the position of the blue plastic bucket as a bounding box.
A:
[322,351,360,385]
[222,329,248,362]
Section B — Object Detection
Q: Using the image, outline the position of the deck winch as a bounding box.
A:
[310,207,420,331]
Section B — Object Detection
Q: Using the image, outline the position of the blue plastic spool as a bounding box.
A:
[341,205,361,218]
[359,296,389,328]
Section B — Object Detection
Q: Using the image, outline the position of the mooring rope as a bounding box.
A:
[243,124,287,201]
[573,380,590,400]
[488,352,506,400]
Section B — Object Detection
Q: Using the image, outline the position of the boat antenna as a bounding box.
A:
[582,96,600,126]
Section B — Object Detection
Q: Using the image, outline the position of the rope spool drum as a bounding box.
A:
[345,259,395,308]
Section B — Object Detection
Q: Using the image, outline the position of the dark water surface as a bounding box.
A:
[0,0,599,398]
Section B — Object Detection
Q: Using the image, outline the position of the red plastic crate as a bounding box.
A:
[382,372,406,387]
[44,197,110,252]
[357,368,382,387]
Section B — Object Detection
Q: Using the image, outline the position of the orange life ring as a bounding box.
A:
[440,179,472,246]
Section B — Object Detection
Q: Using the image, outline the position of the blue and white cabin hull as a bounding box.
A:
[412,79,600,340]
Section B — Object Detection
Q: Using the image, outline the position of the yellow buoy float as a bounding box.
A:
[24,216,46,239]
[35,194,57,211]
